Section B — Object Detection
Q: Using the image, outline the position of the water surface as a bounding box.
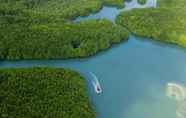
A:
[1,35,184,118]
[0,0,182,118]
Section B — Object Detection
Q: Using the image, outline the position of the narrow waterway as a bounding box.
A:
[1,35,183,118]
[73,0,156,22]
[0,0,182,118]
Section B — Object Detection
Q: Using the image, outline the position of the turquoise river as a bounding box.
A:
[0,0,183,118]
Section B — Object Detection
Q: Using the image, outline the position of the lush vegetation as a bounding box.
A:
[157,0,186,8]
[116,0,186,47]
[137,0,146,5]
[0,67,95,118]
[0,19,128,59]
[103,0,125,8]
[0,0,128,60]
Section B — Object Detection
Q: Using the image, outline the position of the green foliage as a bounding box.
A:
[103,0,125,8]
[0,0,129,60]
[116,0,186,47]
[0,67,95,118]
[0,19,128,59]
[137,0,146,5]
[157,0,186,8]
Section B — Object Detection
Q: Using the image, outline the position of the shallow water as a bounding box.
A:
[0,0,182,118]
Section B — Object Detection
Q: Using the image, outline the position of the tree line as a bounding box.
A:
[116,0,186,47]
[0,0,129,60]
[0,19,128,59]
[0,67,95,118]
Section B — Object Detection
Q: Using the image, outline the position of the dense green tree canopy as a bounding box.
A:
[116,0,186,47]
[0,67,95,118]
[0,0,128,60]
[0,19,128,59]
[137,0,146,5]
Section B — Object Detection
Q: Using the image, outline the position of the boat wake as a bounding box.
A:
[90,72,102,94]
[166,82,186,118]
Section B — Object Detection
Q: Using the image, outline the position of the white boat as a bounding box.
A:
[90,72,102,94]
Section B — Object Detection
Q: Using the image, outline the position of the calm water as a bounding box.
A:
[74,0,156,22]
[1,36,184,118]
[0,0,183,118]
